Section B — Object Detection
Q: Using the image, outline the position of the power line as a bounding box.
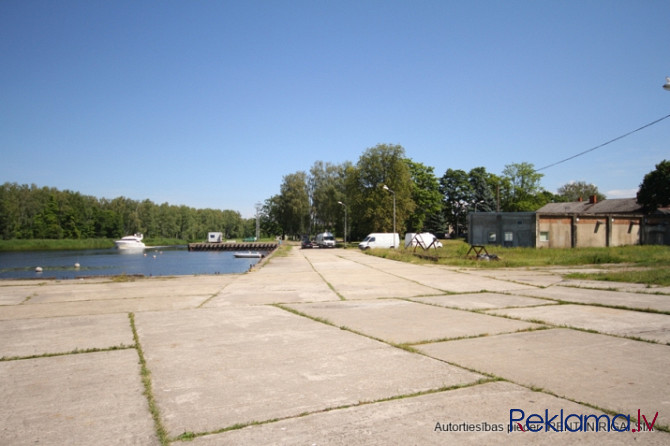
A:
[536,113,670,171]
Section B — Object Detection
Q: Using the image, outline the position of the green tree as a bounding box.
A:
[405,159,442,232]
[308,161,348,235]
[637,160,670,212]
[500,162,549,211]
[468,167,497,212]
[557,181,605,202]
[260,195,283,238]
[439,169,473,237]
[278,171,310,238]
[346,144,414,239]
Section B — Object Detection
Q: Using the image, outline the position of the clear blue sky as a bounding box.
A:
[2,1,668,218]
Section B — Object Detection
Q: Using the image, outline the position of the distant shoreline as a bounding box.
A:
[0,238,187,252]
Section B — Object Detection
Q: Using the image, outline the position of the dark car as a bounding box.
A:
[301,236,314,249]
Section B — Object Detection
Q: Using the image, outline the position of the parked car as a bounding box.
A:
[301,236,314,249]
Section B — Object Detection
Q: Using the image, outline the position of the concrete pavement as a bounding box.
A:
[1,246,669,445]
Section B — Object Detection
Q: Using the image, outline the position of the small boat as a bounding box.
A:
[234,251,263,258]
[115,233,146,250]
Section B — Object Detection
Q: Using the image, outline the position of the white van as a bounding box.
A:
[404,232,443,249]
[315,232,336,248]
[358,233,399,250]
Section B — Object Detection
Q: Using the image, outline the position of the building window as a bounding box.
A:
[488,232,496,242]
[504,232,513,242]
[539,231,549,242]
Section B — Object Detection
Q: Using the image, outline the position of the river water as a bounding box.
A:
[0,246,266,280]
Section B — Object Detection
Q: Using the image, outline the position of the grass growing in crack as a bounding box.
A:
[303,254,346,300]
[173,378,500,441]
[0,344,134,361]
[273,304,335,326]
[128,312,169,446]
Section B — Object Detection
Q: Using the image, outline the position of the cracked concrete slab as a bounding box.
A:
[134,305,482,438]
[410,292,557,310]
[0,313,133,358]
[303,250,441,299]
[419,328,670,427]
[334,250,538,293]
[516,286,670,312]
[486,304,670,344]
[459,268,565,288]
[22,275,233,304]
[204,248,341,305]
[204,270,339,305]
[286,299,543,344]
[557,279,670,295]
[0,350,158,446]
[189,380,670,445]
[0,294,207,320]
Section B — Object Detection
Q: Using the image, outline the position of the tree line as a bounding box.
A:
[4,149,665,243]
[260,143,615,240]
[0,183,254,241]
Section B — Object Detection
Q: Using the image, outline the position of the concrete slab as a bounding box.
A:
[459,268,565,288]
[0,294,206,320]
[204,248,341,305]
[286,299,543,345]
[0,313,133,358]
[0,284,38,305]
[189,381,670,445]
[517,286,670,312]
[411,292,557,310]
[558,279,670,295]
[135,306,482,437]
[0,350,158,445]
[486,304,670,344]
[334,250,538,293]
[419,329,670,427]
[303,250,441,299]
[205,270,339,305]
[23,275,234,304]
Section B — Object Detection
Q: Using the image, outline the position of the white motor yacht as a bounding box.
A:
[115,233,146,250]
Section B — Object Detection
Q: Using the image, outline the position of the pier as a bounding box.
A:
[187,242,279,252]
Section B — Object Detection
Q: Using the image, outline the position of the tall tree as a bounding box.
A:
[637,160,670,212]
[405,159,442,232]
[439,169,473,236]
[468,166,497,212]
[277,171,310,238]
[308,161,348,235]
[557,181,605,202]
[346,144,414,239]
[500,162,548,211]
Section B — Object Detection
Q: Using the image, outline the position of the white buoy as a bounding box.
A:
[35,266,43,273]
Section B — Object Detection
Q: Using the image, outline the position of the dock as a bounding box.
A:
[187,242,279,252]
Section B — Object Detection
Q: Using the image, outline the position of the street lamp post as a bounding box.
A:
[337,201,347,247]
[382,185,396,246]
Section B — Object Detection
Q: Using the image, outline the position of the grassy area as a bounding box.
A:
[364,240,670,285]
